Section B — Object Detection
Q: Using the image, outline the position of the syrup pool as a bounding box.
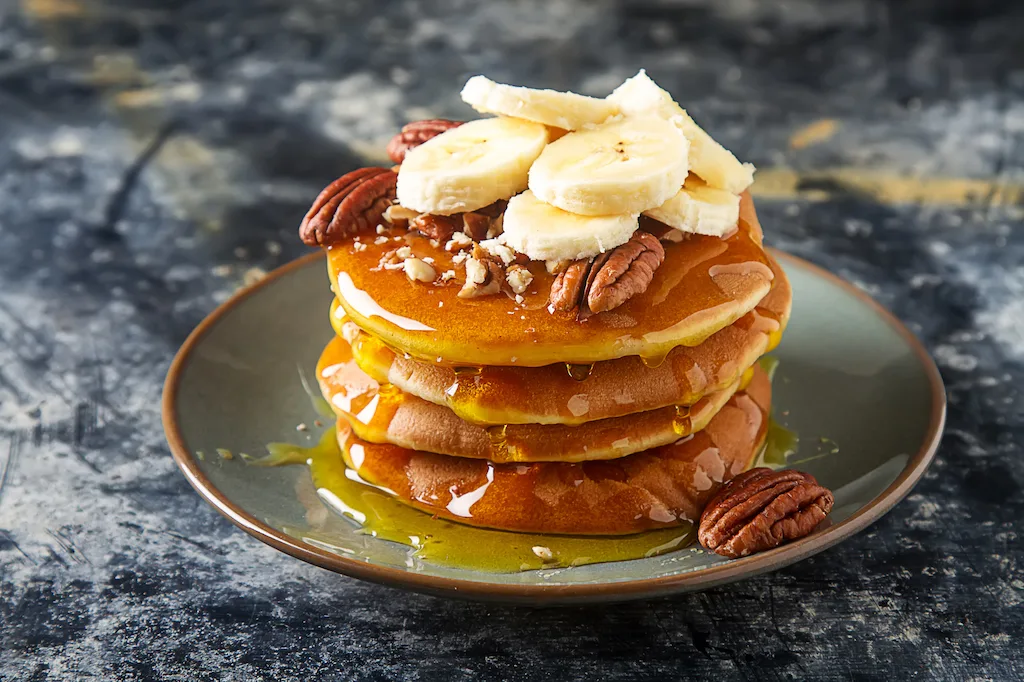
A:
[249,429,696,573]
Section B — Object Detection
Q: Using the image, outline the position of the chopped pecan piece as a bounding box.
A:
[698,468,835,559]
[459,247,504,298]
[410,213,461,243]
[383,204,419,229]
[461,212,491,241]
[386,119,462,164]
[548,231,664,317]
[299,168,397,247]
[474,199,508,219]
[506,265,534,295]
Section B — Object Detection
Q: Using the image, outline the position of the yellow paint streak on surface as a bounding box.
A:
[789,119,839,149]
[115,83,202,108]
[22,0,84,18]
[752,167,1024,207]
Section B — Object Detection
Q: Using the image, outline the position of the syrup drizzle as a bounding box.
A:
[328,217,775,367]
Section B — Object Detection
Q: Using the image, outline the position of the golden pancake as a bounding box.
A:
[335,251,790,426]
[317,335,753,462]
[337,365,771,535]
[328,193,773,367]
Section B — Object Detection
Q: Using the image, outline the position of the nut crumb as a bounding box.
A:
[459,255,502,298]
[479,238,516,265]
[296,423,308,431]
[352,240,367,252]
[546,259,570,275]
[532,545,554,561]
[383,203,418,225]
[445,231,473,251]
[396,245,413,259]
[374,236,389,245]
[440,269,456,282]
[515,294,525,304]
[452,251,469,265]
[506,265,534,294]
[376,224,386,234]
[404,257,436,282]
[464,256,488,285]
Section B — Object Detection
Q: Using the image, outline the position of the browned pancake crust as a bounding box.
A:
[337,366,771,535]
[338,252,789,426]
[318,335,754,462]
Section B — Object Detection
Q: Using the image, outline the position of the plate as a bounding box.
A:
[162,250,945,604]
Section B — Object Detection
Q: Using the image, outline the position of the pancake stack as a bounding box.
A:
[300,73,791,537]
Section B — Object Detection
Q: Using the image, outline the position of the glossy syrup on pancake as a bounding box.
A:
[334,367,772,535]
[327,199,774,367]
[317,335,752,462]
[332,252,789,426]
[251,429,695,572]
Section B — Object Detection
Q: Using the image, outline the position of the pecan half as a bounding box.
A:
[410,213,461,243]
[300,168,397,247]
[698,468,835,559]
[549,254,605,314]
[386,119,462,164]
[548,231,664,317]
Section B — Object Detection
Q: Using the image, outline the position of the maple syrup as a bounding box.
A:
[250,428,696,572]
[328,214,774,367]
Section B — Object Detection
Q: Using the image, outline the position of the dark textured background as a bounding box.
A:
[1,0,1022,679]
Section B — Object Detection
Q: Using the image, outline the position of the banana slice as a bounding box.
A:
[608,70,755,194]
[396,117,549,215]
[502,190,638,262]
[528,116,689,216]
[461,75,619,131]
[644,177,740,237]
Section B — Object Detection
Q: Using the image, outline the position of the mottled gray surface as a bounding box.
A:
[0,0,1022,679]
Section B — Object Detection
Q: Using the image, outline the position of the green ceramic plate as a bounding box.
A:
[163,250,945,604]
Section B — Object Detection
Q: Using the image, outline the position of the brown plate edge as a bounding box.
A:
[161,248,946,605]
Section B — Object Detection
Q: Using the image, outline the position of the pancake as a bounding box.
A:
[317,335,754,463]
[335,251,790,426]
[337,364,771,535]
[328,192,773,367]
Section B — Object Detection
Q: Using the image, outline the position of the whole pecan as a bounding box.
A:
[410,213,461,243]
[549,231,665,317]
[300,168,397,247]
[698,468,834,559]
[386,119,462,164]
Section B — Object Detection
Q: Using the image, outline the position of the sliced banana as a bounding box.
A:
[502,190,638,262]
[461,75,619,131]
[528,116,689,216]
[644,177,740,237]
[608,70,754,194]
[396,117,549,215]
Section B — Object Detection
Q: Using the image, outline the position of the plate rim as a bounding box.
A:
[162,249,946,604]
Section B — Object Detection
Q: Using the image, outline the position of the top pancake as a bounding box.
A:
[328,193,773,367]
[335,251,790,426]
